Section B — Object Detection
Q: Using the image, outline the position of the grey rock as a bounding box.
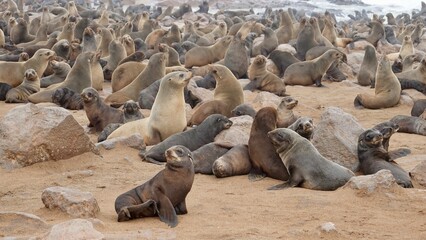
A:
[250,91,282,109]
[312,107,364,172]
[320,222,337,233]
[95,134,145,150]
[0,104,97,169]
[214,115,253,146]
[41,186,100,218]
[45,219,104,240]
[0,211,50,238]
[409,159,426,187]
[343,169,399,193]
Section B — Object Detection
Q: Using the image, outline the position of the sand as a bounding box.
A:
[0,78,425,239]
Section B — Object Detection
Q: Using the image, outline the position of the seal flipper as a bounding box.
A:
[389,148,411,160]
[248,168,266,182]
[268,171,303,190]
[174,200,188,215]
[117,199,157,222]
[157,192,178,228]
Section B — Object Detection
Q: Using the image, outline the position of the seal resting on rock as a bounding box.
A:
[267,128,354,191]
[115,145,195,228]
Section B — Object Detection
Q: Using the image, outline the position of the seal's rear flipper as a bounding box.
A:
[389,148,411,160]
[248,168,266,182]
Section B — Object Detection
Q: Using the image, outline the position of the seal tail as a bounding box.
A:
[399,79,426,94]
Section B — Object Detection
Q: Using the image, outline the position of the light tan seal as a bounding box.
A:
[284,49,343,87]
[108,71,192,146]
[5,69,40,103]
[396,57,426,84]
[184,35,232,68]
[0,49,55,87]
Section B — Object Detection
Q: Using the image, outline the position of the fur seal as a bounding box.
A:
[141,114,232,164]
[28,51,93,104]
[97,27,114,57]
[245,55,286,96]
[396,58,426,84]
[184,35,232,68]
[82,27,97,53]
[192,142,233,174]
[224,33,250,78]
[188,64,244,126]
[40,60,71,88]
[275,11,294,44]
[248,107,289,181]
[399,35,415,60]
[105,52,166,107]
[103,40,127,81]
[390,115,426,136]
[251,27,278,57]
[411,99,426,117]
[357,45,378,87]
[115,145,195,228]
[111,62,146,92]
[108,71,192,145]
[81,87,124,132]
[212,144,252,178]
[231,104,256,118]
[0,49,55,87]
[10,18,35,45]
[354,56,401,109]
[295,18,318,60]
[305,46,347,82]
[358,129,413,188]
[267,128,354,190]
[51,87,84,110]
[288,117,314,140]
[5,69,40,103]
[372,121,411,159]
[284,49,343,87]
[276,96,299,128]
[0,83,13,101]
[268,50,300,77]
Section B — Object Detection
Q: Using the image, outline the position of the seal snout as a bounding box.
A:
[224,119,233,129]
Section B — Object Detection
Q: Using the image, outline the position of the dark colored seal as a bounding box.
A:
[51,87,84,110]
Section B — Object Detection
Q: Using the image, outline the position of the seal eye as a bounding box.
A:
[179,73,184,78]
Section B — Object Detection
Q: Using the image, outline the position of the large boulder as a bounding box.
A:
[41,186,100,218]
[214,115,253,146]
[0,211,50,238]
[44,219,104,240]
[312,107,364,171]
[0,104,97,169]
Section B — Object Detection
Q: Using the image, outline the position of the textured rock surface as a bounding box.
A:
[45,219,104,240]
[215,115,253,146]
[0,104,97,169]
[312,107,365,171]
[409,159,426,187]
[41,186,100,218]
[250,91,282,109]
[0,211,50,238]
[343,170,400,194]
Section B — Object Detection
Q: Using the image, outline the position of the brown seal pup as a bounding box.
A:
[108,71,192,145]
[284,49,343,87]
[141,114,233,164]
[5,69,40,103]
[358,129,413,188]
[390,115,426,136]
[184,35,232,68]
[248,107,289,181]
[268,50,300,77]
[276,96,299,128]
[212,144,252,178]
[188,65,244,126]
[357,45,378,87]
[105,52,166,107]
[267,128,354,190]
[245,55,287,96]
[81,87,124,132]
[411,99,426,117]
[115,145,195,228]
[224,33,250,78]
[40,60,71,88]
[0,49,55,87]
[51,87,84,110]
[28,51,93,104]
[354,56,401,109]
[192,142,233,174]
[288,117,314,140]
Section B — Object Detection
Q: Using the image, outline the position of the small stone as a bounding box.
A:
[320,222,337,233]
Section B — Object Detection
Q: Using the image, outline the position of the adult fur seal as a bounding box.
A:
[40,60,71,88]
[192,142,233,174]
[267,128,354,190]
[357,45,377,87]
[244,55,287,96]
[184,35,232,68]
[284,49,343,87]
[108,71,192,145]
[354,56,401,109]
[358,129,413,188]
[141,114,232,164]
[372,121,411,159]
[224,33,250,78]
[81,87,124,132]
[248,107,289,181]
[276,96,299,128]
[268,50,300,77]
[0,49,55,87]
[390,115,426,136]
[188,65,244,126]
[51,87,84,110]
[5,69,40,103]
[212,144,252,178]
[115,145,195,228]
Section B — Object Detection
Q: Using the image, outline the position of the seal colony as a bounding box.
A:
[0,0,424,233]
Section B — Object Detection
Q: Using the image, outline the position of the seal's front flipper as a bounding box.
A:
[248,168,266,182]
[121,199,157,220]
[157,193,178,228]
[174,200,188,215]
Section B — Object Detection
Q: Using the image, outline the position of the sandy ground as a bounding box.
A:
[0,78,425,239]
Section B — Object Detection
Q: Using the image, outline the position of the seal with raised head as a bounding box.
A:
[141,114,232,164]
[81,87,124,132]
[224,33,250,78]
[115,145,195,228]
[276,96,299,128]
[244,55,287,96]
[268,50,300,77]
[5,69,40,103]
[248,107,289,181]
[108,71,192,145]
[284,49,343,87]
[267,128,354,190]
[40,60,71,88]
[357,45,377,87]
[354,56,401,109]
[184,35,232,68]
[287,117,314,140]
[358,129,413,188]
[51,87,84,110]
